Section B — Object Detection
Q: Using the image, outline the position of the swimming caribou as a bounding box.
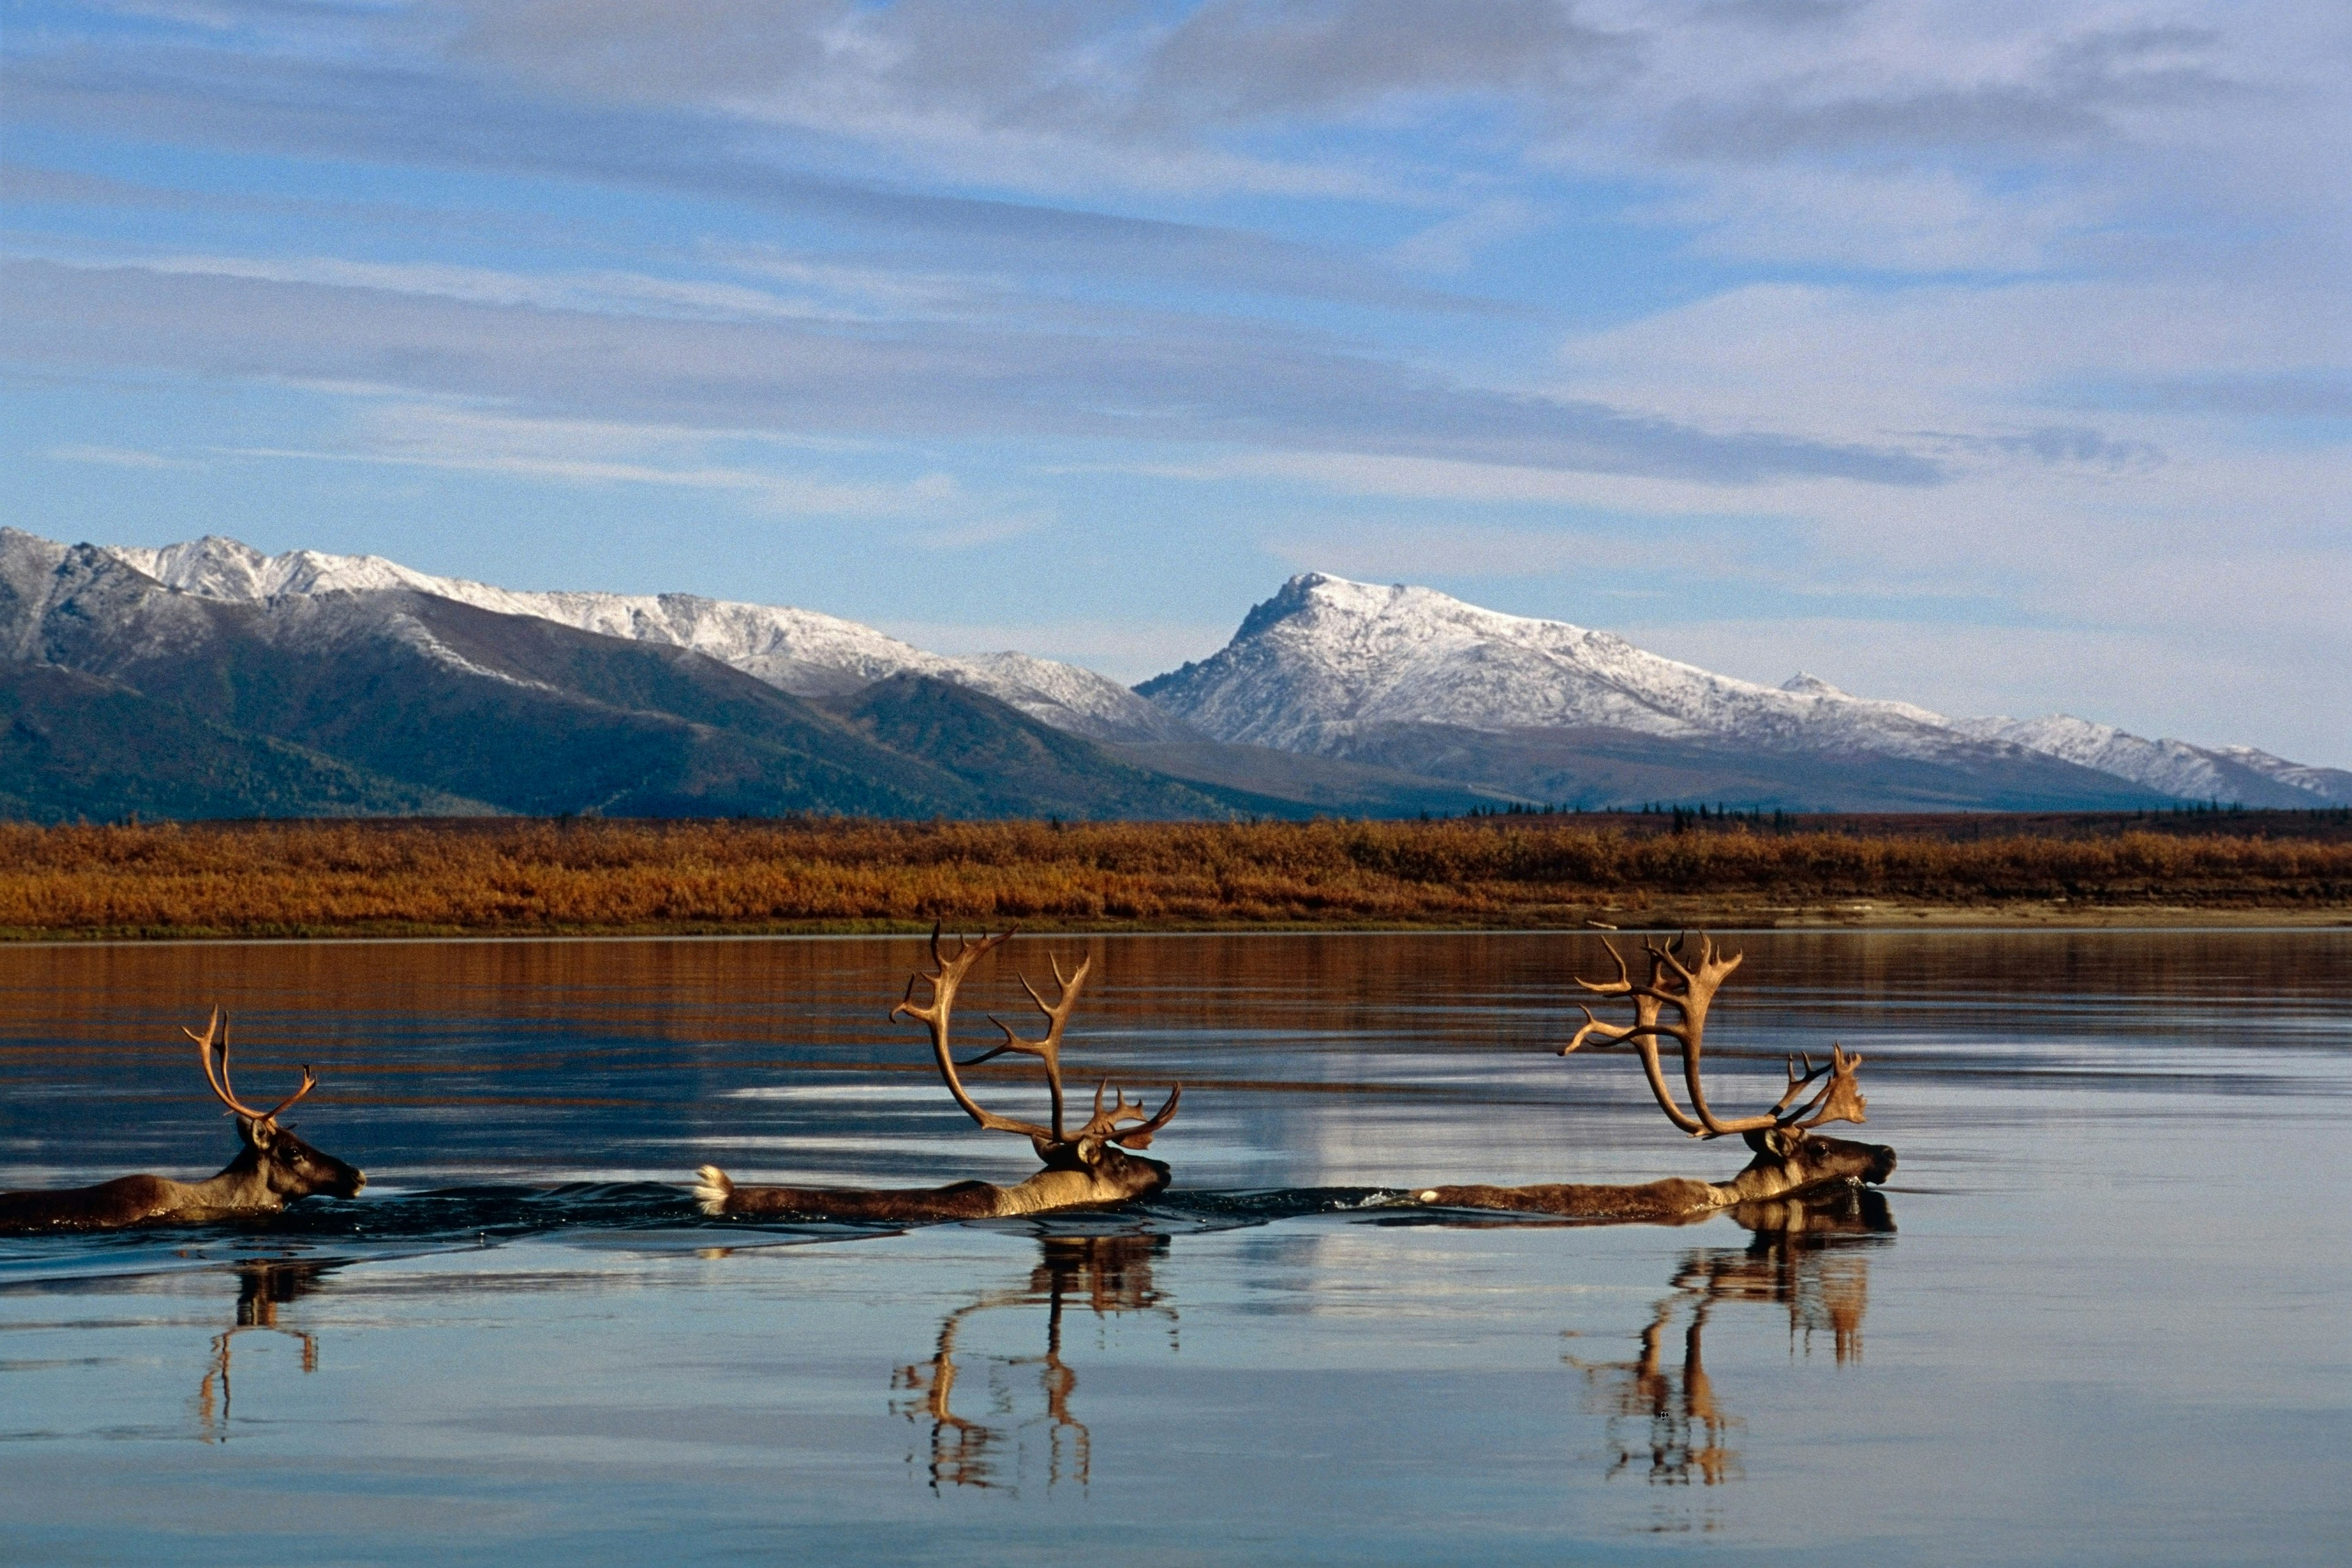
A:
[696,927,1180,1221]
[0,1009,365,1233]
[1417,933,1896,1219]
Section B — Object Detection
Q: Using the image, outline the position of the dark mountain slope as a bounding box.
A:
[0,662,491,821]
[4,546,984,817]
[1107,739,1517,816]
[1314,722,2174,812]
[821,674,1239,820]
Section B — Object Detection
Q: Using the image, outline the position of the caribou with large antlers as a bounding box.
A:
[1419,933,1894,1219]
[0,1009,366,1233]
[696,927,1182,1221]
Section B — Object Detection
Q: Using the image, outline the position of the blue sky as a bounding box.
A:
[3,1,2346,765]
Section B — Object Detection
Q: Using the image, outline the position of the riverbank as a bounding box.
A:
[2,814,2346,940]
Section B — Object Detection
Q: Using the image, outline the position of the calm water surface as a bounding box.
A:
[1,931,2346,1564]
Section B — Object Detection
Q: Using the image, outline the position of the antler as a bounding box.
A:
[889,925,1054,1143]
[1559,935,1865,1139]
[186,1008,316,1125]
[1766,1045,1868,1130]
[1069,1077,1183,1152]
[889,925,1180,1159]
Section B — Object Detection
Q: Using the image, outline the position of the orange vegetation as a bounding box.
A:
[1,815,2346,938]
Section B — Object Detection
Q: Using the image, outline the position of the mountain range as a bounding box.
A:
[4,527,2343,821]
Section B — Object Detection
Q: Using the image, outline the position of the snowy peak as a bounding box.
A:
[1143,571,1971,760]
[82,532,1186,744]
[1138,570,2343,807]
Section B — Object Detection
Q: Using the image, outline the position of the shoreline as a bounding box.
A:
[4,900,2346,943]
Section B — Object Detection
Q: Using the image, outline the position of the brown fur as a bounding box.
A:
[1416,1128,1893,1222]
[697,1147,1170,1222]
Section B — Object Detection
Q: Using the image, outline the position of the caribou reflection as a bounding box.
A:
[192,1257,330,1442]
[892,1234,1175,1492]
[1569,1189,1890,1492]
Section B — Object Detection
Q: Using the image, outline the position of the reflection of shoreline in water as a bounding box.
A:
[193,1258,329,1442]
[892,1235,1176,1493]
[1568,1189,1892,1501]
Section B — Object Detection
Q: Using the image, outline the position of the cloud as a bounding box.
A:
[1913,426,2165,473]
[1,40,1477,309]
[2,257,1940,485]
[1262,521,1666,580]
[226,402,973,518]
[45,442,189,469]
[2112,374,2352,420]
[1131,0,1635,127]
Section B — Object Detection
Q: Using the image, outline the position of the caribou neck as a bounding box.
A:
[165,1142,295,1215]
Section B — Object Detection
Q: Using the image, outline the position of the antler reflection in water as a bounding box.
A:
[194,1258,328,1442]
[891,1235,1175,1493]
[1568,1190,1890,1492]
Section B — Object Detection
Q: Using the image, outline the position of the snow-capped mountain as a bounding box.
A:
[1145,575,1978,760]
[1139,573,2345,809]
[104,534,1191,744]
[1,527,1244,821]
[2209,745,2352,805]
[13,529,2340,816]
[1948,715,2348,809]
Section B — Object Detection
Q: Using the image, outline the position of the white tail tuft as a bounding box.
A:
[692,1164,734,1215]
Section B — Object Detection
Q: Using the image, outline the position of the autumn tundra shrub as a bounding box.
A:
[0,816,2343,937]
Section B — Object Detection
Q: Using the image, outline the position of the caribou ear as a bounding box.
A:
[241,1116,276,1151]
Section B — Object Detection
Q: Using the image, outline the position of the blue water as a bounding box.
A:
[2,930,2346,1563]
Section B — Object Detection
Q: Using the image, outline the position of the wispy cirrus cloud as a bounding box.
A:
[2,257,1940,484]
[224,402,973,518]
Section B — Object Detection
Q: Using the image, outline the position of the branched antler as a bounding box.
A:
[890,924,1180,1166]
[1559,934,1866,1139]
[186,1008,315,1126]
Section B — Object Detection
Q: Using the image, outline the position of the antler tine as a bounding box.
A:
[256,1066,318,1124]
[1645,933,1695,987]
[1572,939,1635,997]
[1111,1084,1182,1149]
[1768,1053,1832,1118]
[187,1008,233,1111]
[1561,1005,1637,1055]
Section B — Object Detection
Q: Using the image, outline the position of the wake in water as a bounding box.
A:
[0,1180,1435,1284]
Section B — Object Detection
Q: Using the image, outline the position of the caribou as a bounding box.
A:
[696,927,1182,1221]
[0,1009,365,1233]
[1417,933,1896,1219]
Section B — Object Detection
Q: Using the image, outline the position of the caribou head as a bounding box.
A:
[189,1009,366,1206]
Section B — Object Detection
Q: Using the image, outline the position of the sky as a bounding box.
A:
[2,1,2346,766]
